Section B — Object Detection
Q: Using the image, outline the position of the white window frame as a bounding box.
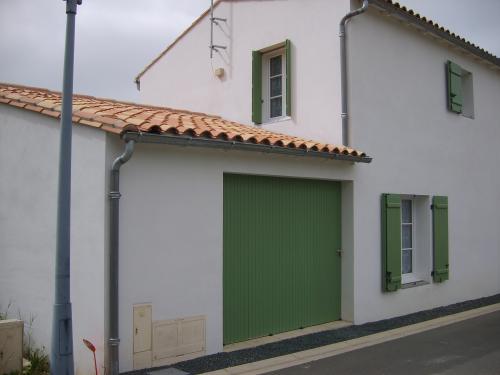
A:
[262,48,287,123]
[401,196,418,284]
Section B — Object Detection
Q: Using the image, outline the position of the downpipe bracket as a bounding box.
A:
[108,191,122,200]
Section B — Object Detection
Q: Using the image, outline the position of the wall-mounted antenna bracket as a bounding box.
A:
[211,16,227,25]
[209,0,227,58]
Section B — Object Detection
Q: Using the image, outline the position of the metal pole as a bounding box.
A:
[51,1,81,374]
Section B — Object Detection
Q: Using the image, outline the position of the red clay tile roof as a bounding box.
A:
[0,83,368,160]
[136,0,499,82]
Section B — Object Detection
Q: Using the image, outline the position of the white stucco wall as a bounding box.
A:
[109,138,365,372]
[0,106,108,375]
[138,0,350,145]
[348,7,500,323]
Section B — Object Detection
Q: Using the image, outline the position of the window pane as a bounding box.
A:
[402,224,412,249]
[270,97,282,118]
[402,199,412,223]
[270,55,282,76]
[270,77,282,97]
[402,250,412,274]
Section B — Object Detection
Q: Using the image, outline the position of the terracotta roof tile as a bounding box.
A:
[10,101,27,109]
[41,109,60,118]
[25,104,44,113]
[0,83,369,161]
[79,118,102,128]
[101,124,123,135]
[38,99,59,110]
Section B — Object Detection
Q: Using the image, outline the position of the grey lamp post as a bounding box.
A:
[51,0,81,373]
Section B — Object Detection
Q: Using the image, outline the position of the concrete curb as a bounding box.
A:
[200,303,500,375]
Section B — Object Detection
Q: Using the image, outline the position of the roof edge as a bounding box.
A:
[0,82,221,118]
[0,82,370,161]
[371,0,500,68]
[134,0,225,84]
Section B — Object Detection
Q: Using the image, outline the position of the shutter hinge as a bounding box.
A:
[336,249,343,256]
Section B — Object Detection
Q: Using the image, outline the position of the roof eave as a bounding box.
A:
[371,0,500,69]
[122,132,372,163]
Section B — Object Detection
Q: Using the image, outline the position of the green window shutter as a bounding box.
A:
[285,39,292,117]
[252,50,262,124]
[381,194,402,292]
[432,196,449,282]
[447,61,462,114]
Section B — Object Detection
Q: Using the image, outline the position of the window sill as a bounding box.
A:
[261,116,292,125]
[401,280,429,289]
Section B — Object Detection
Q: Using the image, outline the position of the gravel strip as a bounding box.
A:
[125,293,500,375]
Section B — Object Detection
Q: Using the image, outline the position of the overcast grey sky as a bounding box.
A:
[0,0,498,103]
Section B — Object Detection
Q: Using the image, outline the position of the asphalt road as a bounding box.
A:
[268,310,500,375]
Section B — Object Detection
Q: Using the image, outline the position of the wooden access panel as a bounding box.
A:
[133,304,152,369]
[152,316,206,366]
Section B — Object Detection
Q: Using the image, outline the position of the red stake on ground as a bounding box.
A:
[83,339,98,375]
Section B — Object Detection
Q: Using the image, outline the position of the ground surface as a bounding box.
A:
[268,310,500,375]
[126,294,500,375]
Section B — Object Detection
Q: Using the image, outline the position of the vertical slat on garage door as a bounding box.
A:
[223,174,341,345]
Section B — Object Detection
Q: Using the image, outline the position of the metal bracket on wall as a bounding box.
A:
[211,16,227,24]
[209,0,227,58]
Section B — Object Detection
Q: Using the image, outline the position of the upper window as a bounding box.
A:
[252,40,291,124]
[446,60,474,119]
[265,53,285,119]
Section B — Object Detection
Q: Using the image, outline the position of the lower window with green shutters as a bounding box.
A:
[382,194,449,292]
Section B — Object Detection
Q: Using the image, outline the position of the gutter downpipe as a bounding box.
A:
[340,0,369,146]
[108,140,135,375]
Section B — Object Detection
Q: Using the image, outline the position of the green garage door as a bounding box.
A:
[223,174,341,345]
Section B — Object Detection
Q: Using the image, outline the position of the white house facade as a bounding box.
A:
[1,0,500,374]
